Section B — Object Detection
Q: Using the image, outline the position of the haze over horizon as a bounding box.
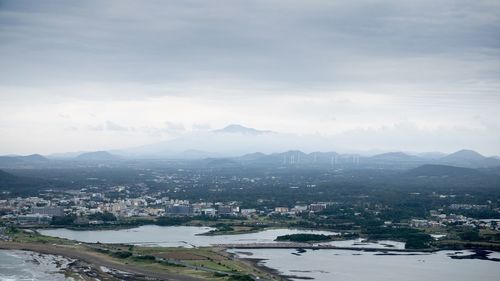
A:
[1,1,500,155]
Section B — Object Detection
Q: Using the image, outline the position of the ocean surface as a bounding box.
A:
[0,250,73,281]
[38,225,404,248]
[229,248,500,281]
[36,226,500,281]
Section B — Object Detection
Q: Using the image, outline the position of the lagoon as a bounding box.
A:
[38,225,349,247]
[229,248,500,281]
[37,225,500,281]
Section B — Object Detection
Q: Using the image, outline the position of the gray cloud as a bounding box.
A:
[104,121,128,131]
[0,0,499,97]
[162,122,185,136]
[192,123,211,131]
[88,121,128,131]
[0,1,499,154]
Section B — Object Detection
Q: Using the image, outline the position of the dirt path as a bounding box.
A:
[0,241,204,281]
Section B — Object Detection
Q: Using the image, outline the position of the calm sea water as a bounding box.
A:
[0,250,72,281]
[38,225,404,248]
[37,226,500,281]
[39,225,347,247]
[229,248,500,281]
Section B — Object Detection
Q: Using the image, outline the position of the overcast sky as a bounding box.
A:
[1,0,499,155]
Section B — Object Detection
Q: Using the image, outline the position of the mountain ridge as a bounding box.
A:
[407,164,484,177]
[213,124,273,135]
[1,146,499,169]
[439,149,499,168]
[76,151,119,161]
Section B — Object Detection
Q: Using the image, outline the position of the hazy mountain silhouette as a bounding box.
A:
[0,154,49,167]
[114,125,500,162]
[0,156,23,166]
[22,154,49,161]
[0,169,17,181]
[416,152,448,159]
[438,149,500,168]
[3,128,499,170]
[228,150,500,169]
[407,164,484,177]
[370,152,418,160]
[118,124,298,157]
[441,149,484,161]
[0,169,58,194]
[213,124,272,135]
[174,150,221,159]
[234,151,366,168]
[76,151,119,161]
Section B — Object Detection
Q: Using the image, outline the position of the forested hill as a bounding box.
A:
[0,169,59,195]
[406,164,484,177]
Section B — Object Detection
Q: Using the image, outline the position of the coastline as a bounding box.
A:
[2,229,500,281]
[0,241,204,281]
[234,254,319,281]
[231,254,290,281]
[0,249,78,281]
[229,247,500,281]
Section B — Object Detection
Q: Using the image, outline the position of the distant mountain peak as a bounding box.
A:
[372,152,412,158]
[438,149,500,168]
[407,164,483,177]
[23,154,49,161]
[283,150,308,155]
[76,151,118,161]
[213,124,272,135]
[454,149,483,155]
[442,149,485,160]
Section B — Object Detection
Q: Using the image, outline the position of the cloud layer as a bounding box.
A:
[0,0,499,155]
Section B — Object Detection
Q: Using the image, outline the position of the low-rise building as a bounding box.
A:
[31,206,64,217]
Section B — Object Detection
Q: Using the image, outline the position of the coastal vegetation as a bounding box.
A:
[1,228,270,280]
[362,227,433,249]
[275,233,332,242]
